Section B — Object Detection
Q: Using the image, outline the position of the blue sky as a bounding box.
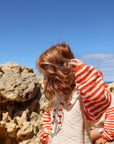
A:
[0,0,114,81]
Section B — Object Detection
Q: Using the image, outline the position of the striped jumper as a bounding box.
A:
[40,64,111,144]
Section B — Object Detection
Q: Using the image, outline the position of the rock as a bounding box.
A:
[0,62,48,144]
[17,122,34,139]
[0,62,41,102]
[107,82,114,95]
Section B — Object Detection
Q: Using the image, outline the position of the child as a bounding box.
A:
[90,93,114,144]
[36,42,111,144]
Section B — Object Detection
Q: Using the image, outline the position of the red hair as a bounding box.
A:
[36,42,75,108]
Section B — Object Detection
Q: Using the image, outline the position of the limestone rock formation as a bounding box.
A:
[107,82,114,95]
[0,62,48,144]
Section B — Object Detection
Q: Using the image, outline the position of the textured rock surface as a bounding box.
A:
[0,62,48,144]
[108,82,114,95]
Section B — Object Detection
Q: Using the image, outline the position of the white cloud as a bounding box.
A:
[79,53,114,81]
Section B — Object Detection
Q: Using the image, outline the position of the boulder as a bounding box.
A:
[107,82,114,95]
[0,62,48,144]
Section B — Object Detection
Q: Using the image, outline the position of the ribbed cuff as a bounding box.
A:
[102,131,113,141]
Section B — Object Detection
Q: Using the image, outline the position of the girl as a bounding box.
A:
[36,42,111,144]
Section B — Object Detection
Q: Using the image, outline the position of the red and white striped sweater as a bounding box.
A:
[40,64,111,144]
[101,106,114,141]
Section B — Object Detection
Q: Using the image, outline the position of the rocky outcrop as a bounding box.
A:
[107,82,114,95]
[0,62,48,144]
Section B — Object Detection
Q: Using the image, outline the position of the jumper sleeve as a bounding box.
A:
[40,109,52,144]
[74,64,111,122]
[101,107,114,141]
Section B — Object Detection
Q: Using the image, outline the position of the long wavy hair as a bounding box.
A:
[36,42,75,109]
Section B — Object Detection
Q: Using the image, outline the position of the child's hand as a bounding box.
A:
[69,59,83,67]
[95,137,107,144]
